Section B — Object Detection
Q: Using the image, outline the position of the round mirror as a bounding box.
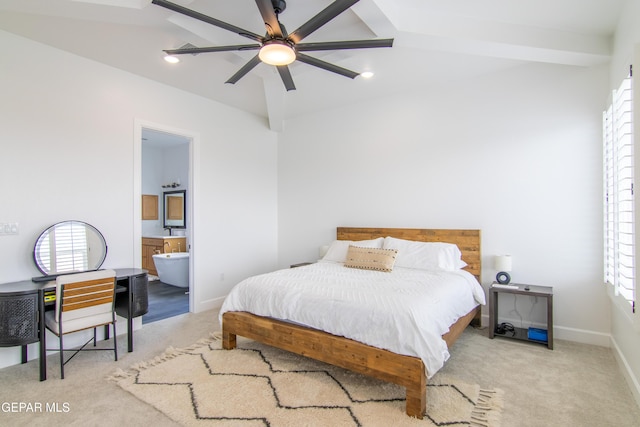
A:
[33,221,108,275]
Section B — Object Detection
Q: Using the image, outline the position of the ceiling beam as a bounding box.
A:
[379,4,611,67]
[263,71,286,132]
[351,0,397,37]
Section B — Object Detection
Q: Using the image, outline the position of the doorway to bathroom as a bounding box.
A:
[139,127,191,323]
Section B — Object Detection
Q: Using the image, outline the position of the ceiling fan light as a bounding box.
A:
[259,41,296,66]
[164,55,180,64]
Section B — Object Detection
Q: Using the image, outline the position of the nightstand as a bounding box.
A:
[290,262,314,268]
[489,282,553,349]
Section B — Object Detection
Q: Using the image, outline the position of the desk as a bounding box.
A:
[0,268,148,380]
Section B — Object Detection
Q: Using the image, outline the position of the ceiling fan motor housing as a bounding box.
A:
[271,0,286,14]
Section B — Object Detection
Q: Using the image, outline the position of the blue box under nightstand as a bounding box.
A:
[527,327,548,342]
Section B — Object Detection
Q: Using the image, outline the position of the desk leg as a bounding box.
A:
[128,277,133,352]
[21,345,27,364]
[128,317,133,352]
[39,290,46,381]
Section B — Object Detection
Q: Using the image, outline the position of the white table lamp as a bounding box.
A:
[495,255,512,284]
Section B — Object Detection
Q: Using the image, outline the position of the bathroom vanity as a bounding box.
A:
[142,236,186,276]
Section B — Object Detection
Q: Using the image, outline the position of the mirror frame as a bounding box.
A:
[163,190,186,230]
[32,220,108,276]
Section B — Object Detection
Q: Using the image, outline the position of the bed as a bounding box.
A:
[220,227,483,419]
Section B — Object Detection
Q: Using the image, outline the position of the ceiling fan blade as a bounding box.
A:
[276,66,296,91]
[288,0,359,44]
[225,55,262,85]
[164,45,261,55]
[254,0,285,38]
[152,0,264,43]
[296,38,394,52]
[295,53,359,79]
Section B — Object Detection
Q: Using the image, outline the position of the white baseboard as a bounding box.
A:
[480,313,611,347]
[194,296,225,314]
[554,325,611,347]
[610,336,640,408]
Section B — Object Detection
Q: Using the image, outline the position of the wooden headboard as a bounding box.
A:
[337,227,481,281]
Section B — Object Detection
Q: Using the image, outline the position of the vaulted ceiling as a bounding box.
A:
[0,0,625,130]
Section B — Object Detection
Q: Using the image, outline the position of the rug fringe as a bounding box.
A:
[469,387,504,427]
[107,368,131,381]
[112,337,505,426]
[106,332,221,382]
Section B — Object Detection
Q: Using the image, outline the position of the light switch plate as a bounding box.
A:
[0,222,19,235]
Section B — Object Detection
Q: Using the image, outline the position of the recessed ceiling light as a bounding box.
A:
[164,55,180,64]
[360,71,374,79]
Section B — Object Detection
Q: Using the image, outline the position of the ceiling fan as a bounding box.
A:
[152,0,394,91]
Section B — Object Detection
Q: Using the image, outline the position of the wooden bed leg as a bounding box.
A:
[222,330,236,350]
[405,365,426,420]
[406,383,426,419]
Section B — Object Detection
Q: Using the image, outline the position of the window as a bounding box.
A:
[603,66,635,313]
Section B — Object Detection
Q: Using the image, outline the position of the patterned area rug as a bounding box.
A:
[110,335,503,426]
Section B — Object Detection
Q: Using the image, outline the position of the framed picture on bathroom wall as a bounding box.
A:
[141,194,158,220]
[163,190,186,229]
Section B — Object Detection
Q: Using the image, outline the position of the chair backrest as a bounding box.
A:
[55,270,116,323]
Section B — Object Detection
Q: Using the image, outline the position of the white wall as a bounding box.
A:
[141,142,189,238]
[278,60,610,345]
[609,0,640,406]
[0,30,278,368]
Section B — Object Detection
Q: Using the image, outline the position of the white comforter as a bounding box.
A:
[219,261,486,378]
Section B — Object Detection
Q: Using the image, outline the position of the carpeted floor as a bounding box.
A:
[110,335,503,426]
[0,309,639,426]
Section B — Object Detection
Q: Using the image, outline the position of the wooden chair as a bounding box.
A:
[44,269,118,379]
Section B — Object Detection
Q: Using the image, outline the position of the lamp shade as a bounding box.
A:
[495,255,512,272]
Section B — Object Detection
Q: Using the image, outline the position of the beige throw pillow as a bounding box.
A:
[344,245,398,272]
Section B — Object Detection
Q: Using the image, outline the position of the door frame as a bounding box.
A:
[133,118,199,313]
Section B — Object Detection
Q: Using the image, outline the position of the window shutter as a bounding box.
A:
[603,69,635,313]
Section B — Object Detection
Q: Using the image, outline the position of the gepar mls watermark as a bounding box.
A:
[2,401,70,413]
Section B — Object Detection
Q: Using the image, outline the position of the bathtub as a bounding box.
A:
[152,252,189,288]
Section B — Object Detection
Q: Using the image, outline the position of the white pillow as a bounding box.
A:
[382,236,466,271]
[322,237,384,263]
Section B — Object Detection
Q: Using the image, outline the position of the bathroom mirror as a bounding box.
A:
[163,190,186,230]
[33,220,108,276]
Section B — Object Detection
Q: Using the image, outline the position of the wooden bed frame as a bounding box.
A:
[222,227,482,419]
